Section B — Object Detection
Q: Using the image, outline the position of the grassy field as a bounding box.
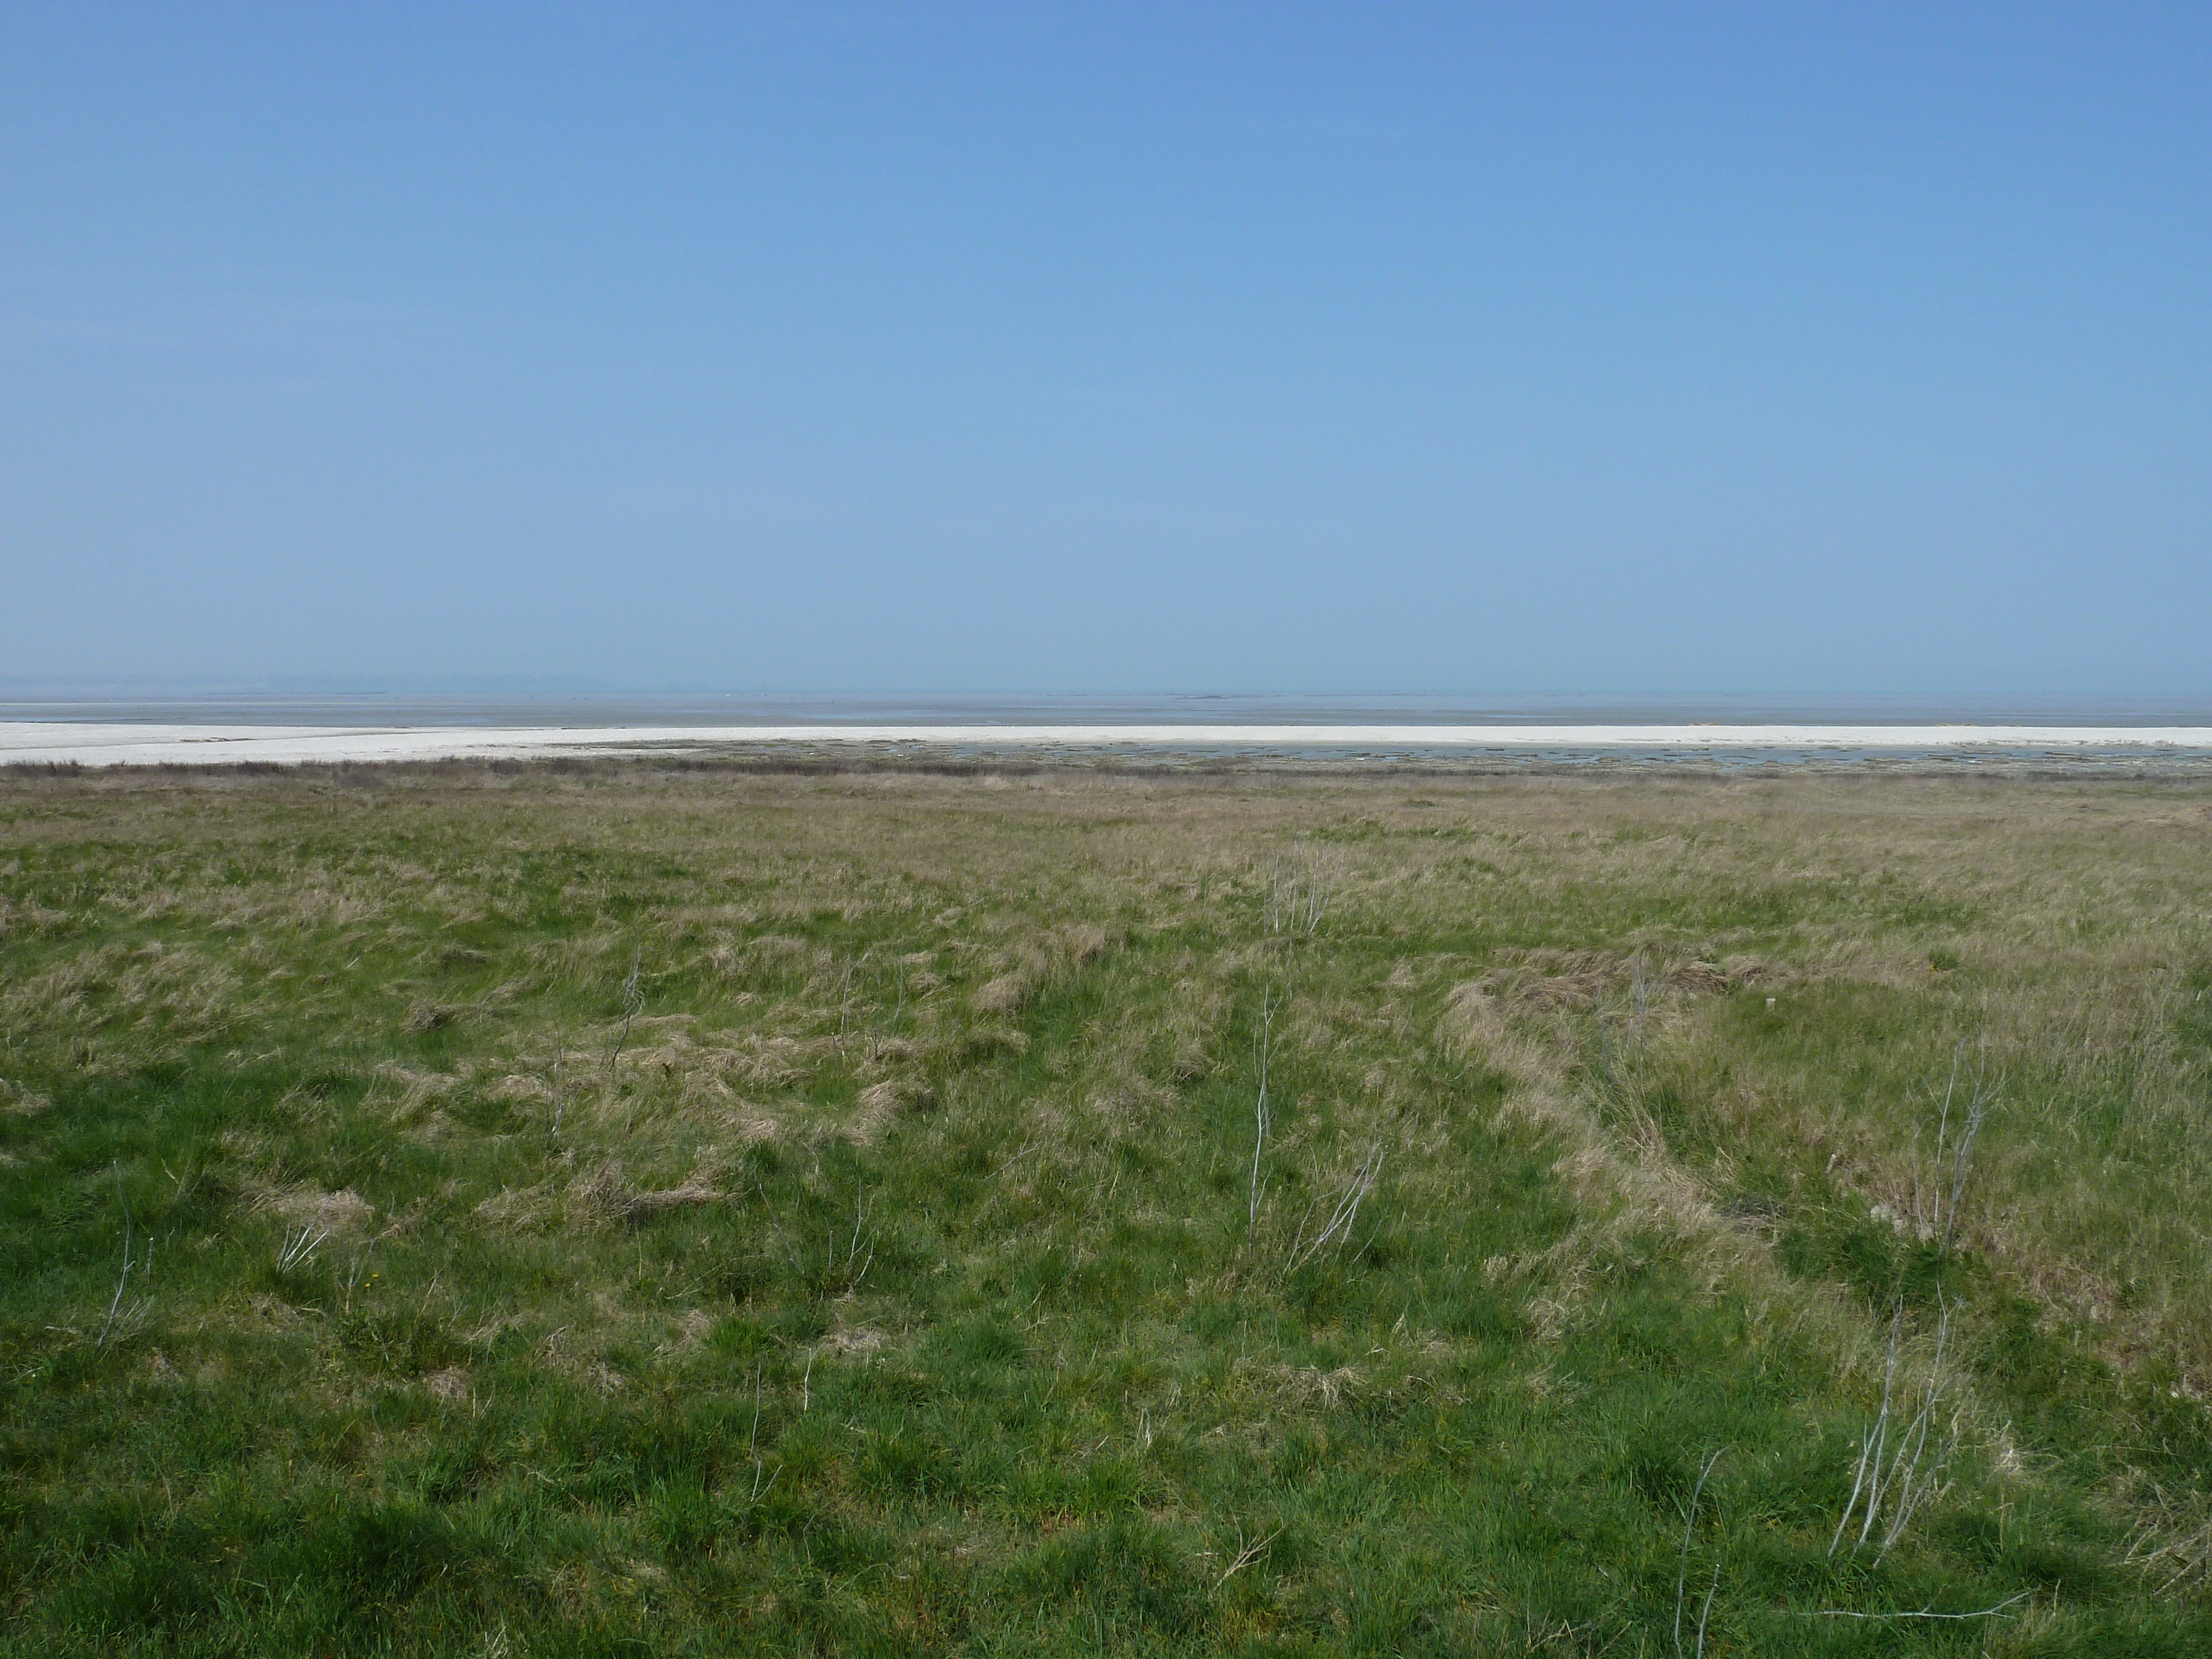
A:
[3,761,2211,1656]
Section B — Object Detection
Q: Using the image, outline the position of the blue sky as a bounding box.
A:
[4,4,2208,694]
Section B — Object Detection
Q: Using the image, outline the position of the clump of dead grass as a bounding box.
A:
[246,1184,377,1235]
[0,1078,50,1117]
[565,1158,729,1229]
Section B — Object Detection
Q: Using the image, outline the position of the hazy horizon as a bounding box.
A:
[8,681,2212,734]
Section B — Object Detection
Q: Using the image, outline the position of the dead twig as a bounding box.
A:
[94,1164,149,1353]
[1831,1298,1957,1563]
[1249,985,1284,1231]
[1675,1447,1725,1659]
[1285,1143,1383,1272]
[1213,1524,1282,1593]
[607,954,644,1082]
[1808,1591,2031,1621]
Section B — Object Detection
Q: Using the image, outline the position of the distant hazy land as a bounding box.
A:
[7,716,2212,774]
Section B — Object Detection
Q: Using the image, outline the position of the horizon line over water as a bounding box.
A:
[7,692,2212,729]
[9,721,2212,772]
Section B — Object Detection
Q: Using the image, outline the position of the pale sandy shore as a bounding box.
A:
[6,722,2212,768]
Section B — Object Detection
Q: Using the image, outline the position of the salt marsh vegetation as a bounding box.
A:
[2,760,2209,1653]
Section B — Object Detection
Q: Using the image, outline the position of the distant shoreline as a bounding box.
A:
[8,692,2212,728]
[8,721,2212,771]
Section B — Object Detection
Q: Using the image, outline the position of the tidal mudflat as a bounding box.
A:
[7,718,2212,774]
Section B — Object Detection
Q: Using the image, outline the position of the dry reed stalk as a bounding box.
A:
[1248,985,1283,1230]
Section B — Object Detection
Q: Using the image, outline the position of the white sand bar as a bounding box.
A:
[5,723,2212,768]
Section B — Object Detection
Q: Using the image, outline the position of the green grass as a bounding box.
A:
[2,764,2210,1653]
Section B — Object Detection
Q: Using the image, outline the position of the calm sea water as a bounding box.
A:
[7,692,2211,729]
